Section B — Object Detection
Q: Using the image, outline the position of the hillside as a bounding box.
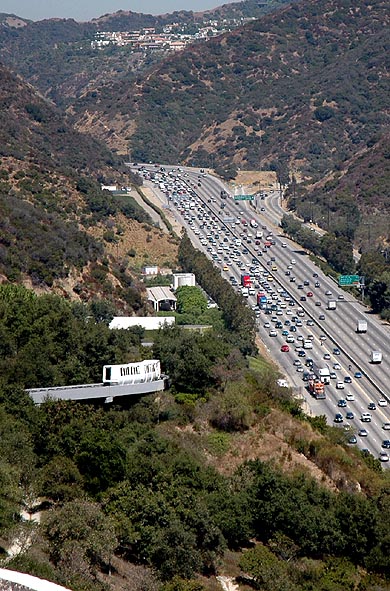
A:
[0,62,178,304]
[66,0,388,182]
[0,0,293,107]
[292,135,390,249]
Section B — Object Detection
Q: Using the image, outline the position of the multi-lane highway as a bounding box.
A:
[130,163,390,463]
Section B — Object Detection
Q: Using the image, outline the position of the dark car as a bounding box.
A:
[334,413,343,423]
[344,376,352,383]
[348,435,357,444]
[368,402,377,411]
[346,411,354,420]
[338,399,347,408]
[300,296,307,301]
[382,440,390,449]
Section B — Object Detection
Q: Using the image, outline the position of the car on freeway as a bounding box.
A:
[333,348,341,355]
[334,413,343,423]
[346,411,354,420]
[333,363,341,370]
[307,319,314,326]
[378,399,388,407]
[293,359,301,366]
[300,296,307,301]
[263,322,271,328]
[383,422,390,430]
[379,452,389,462]
[348,435,357,444]
[354,371,362,379]
[324,353,331,360]
[319,314,326,320]
[336,381,345,389]
[298,350,306,357]
[290,325,297,332]
[381,440,390,449]
[304,280,310,286]
[330,372,337,379]
[338,294,345,300]
[307,291,313,297]
[296,366,304,372]
[315,282,320,288]
[361,413,372,422]
[358,429,368,437]
[313,272,318,277]
[281,345,290,352]
[337,399,347,408]
[344,376,352,383]
[291,259,296,264]
[346,393,355,401]
[315,301,321,306]
[286,335,295,343]
[269,330,277,337]
[368,402,377,411]
[282,330,289,336]
[325,290,332,296]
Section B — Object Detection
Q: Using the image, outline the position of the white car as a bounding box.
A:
[361,413,372,422]
[336,381,345,389]
[382,423,390,430]
[269,330,277,337]
[346,393,355,401]
[286,336,295,343]
[378,399,388,407]
[379,452,389,462]
[333,363,341,370]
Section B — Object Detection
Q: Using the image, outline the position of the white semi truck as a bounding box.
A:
[356,319,368,333]
[371,350,382,364]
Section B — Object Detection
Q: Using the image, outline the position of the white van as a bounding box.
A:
[303,340,313,349]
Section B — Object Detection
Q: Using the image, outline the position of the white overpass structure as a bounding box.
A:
[27,379,166,405]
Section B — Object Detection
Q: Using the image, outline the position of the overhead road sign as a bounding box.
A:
[234,195,254,201]
[338,275,361,286]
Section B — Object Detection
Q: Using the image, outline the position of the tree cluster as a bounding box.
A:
[280,215,355,275]
[178,233,257,356]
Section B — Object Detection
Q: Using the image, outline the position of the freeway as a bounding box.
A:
[131,163,390,463]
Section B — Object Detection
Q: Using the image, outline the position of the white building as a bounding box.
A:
[172,273,196,290]
[147,286,177,312]
[142,265,159,276]
[101,184,117,192]
[109,316,175,330]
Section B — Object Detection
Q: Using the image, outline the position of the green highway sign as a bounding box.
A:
[338,275,360,286]
[234,195,254,201]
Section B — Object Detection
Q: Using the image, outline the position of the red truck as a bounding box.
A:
[241,274,251,287]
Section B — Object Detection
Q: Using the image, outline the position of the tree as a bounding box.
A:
[240,544,297,591]
[176,286,208,316]
[39,456,84,502]
[44,500,117,578]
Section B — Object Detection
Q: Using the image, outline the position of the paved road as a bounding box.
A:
[131,163,390,463]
